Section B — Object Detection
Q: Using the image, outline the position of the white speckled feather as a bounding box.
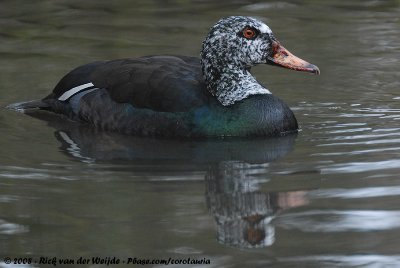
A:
[200,16,275,106]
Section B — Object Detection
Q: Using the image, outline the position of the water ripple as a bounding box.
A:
[0,165,74,180]
[318,138,400,147]
[277,210,400,232]
[279,255,400,267]
[312,146,400,156]
[321,159,400,174]
[0,219,28,235]
[312,186,400,199]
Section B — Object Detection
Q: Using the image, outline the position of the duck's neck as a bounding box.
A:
[201,60,271,106]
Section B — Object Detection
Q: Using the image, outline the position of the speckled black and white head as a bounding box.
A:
[200,16,319,106]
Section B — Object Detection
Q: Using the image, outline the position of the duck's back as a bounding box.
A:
[46,55,210,113]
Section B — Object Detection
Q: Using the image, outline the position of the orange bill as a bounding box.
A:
[268,40,320,75]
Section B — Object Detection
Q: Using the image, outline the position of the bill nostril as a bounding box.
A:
[270,42,279,55]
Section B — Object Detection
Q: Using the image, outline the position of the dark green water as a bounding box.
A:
[1,0,400,267]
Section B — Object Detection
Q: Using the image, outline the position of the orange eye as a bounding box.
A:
[242,27,256,39]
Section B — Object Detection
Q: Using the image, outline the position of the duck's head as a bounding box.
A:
[201,16,320,105]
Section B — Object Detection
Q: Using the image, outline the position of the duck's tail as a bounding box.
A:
[6,100,50,113]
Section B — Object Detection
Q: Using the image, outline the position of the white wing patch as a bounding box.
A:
[58,82,94,101]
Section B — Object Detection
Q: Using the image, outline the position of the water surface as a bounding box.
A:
[1,0,400,267]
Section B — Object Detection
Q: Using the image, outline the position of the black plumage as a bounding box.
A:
[8,16,320,138]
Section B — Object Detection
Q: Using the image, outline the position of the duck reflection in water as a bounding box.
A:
[206,161,309,248]
[26,112,310,248]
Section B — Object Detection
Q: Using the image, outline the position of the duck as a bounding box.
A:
[10,16,319,138]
